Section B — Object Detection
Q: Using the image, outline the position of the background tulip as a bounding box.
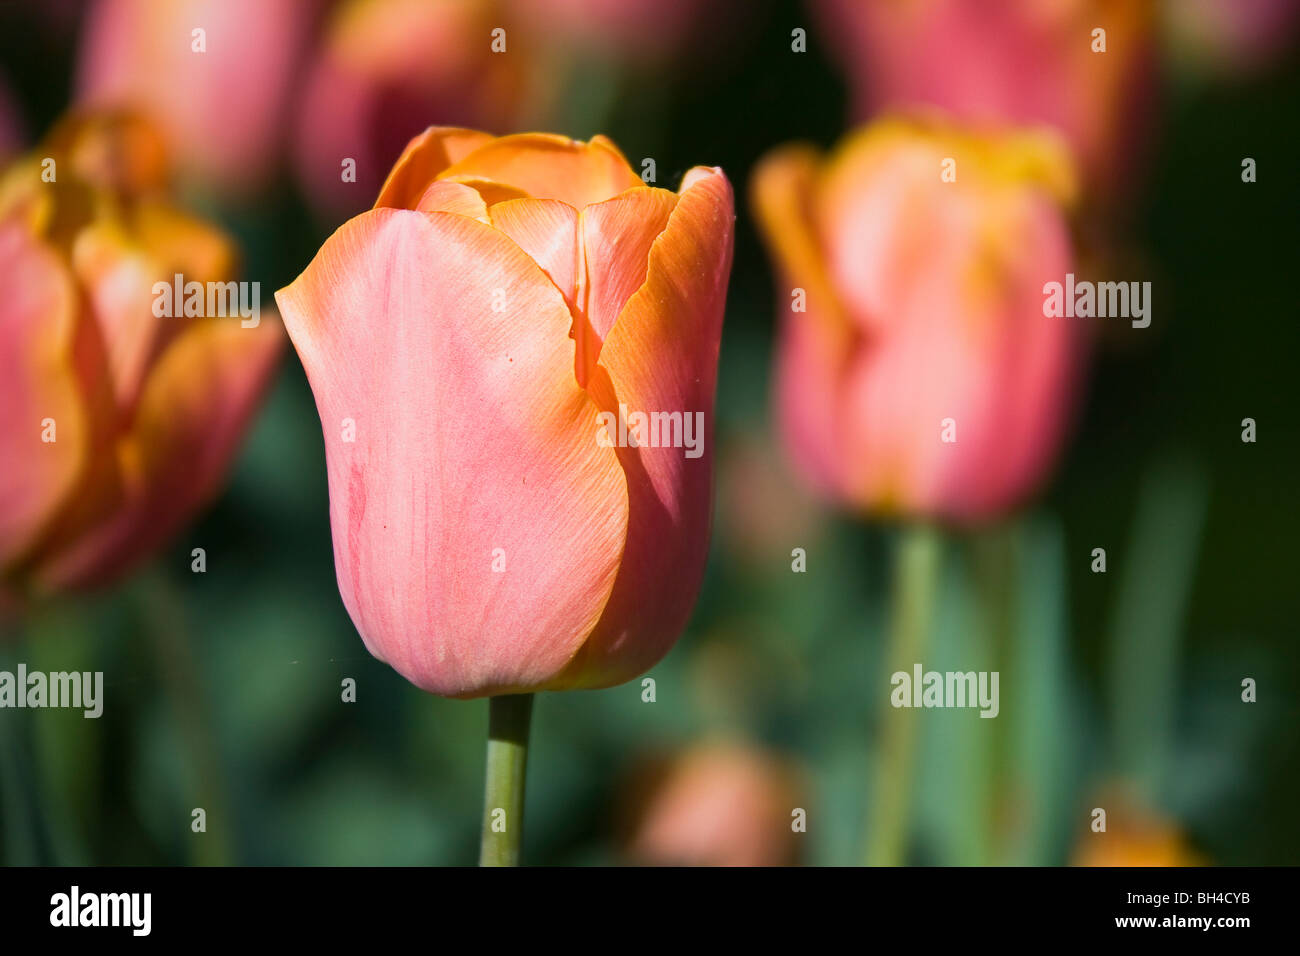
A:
[277,127,733,699]
[76,0,318,197]
[620,741,804,866]
[814,0,1156,199]
[753,117,1080,522]
[293,0,533,220]
[0,112,284,597]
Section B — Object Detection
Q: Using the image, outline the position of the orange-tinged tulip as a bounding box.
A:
[0,113,284,598]
[276,128,733,698]
[621,742,805,867]
[753,117,1081,521]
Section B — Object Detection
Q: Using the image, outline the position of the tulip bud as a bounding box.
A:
[753,117,1081,521]
[276,128,733,698]
[0,112,284,598]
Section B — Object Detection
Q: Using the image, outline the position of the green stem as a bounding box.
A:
[137,569,232,866]
[865,523,942,866]
[0,624,39,864]
[479,693,534,867]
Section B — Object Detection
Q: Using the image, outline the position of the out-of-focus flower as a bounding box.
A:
[0,112,284,598]
[76,0,318,197]
[815,0,1157,198]
[294,0,533,220]
[276,127,733,697]
[509,0,718,61]
[1163,0,1300,75]
[620,741,804,866]
[752,117,1081,521]
[1073,791,1206,866]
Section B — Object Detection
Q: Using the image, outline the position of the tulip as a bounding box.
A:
[0,112,284,598]
[76,0,318,197]
[278,126,732,697]
[814,0,1156,198]
[277,126,731,864]
[752,117,1080,522]
[1073,790,1206,866]
[621,742,804,866]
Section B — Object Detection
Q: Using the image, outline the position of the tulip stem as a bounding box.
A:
[479,693,534,866]
[866,523,942,866]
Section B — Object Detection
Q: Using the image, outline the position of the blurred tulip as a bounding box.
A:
[815,0,1156,198]
[77,0,318,197]
[276,127,733,697]
[1163,0,1300,75]
[509,0,717,61]
[621,741,804,866]
[752,117,1081,521]
[0,113,285,598]
[293,0,532,220]
[1074,791,1206,866]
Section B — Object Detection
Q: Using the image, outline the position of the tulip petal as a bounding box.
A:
[551,168,733,689]
[276,208,630,697]
[71,220,166,413]
[0,226,88,573]
[750,144,850,335]
[413,180,490,221]
[374,126,495,210]
[578,186,679,379]
[32,314,285,591]
[437,133,644,209]
[488,198,581,312]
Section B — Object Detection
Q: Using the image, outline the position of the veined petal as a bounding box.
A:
[488,197,581,313]
[374,126,495,210]
[578,185,679,382]
[275,208,630,697]
[550,167,733,689]
[437,133,643,209]
[413,180,490,221]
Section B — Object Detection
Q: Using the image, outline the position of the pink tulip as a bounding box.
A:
[76,0,318,197]
[752,117,1081,521]
[815,0,1157,198]
[276,128,733,697]
[622,742,804,867]
[0,113,284,597]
